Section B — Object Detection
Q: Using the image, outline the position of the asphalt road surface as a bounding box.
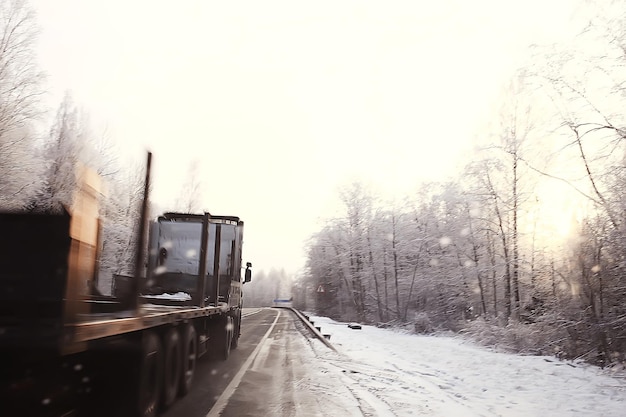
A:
[161,307,356,417]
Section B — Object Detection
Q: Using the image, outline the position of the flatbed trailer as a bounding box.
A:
[0,155,252,416]
[71,303,229,345]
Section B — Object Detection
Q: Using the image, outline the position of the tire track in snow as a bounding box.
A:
[386,362,488,417]
[294,312,477,416]
[327,356,461,416]
[306,334,482,416]
[292,316,395,416]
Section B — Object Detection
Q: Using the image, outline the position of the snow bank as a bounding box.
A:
[308,315,626,417]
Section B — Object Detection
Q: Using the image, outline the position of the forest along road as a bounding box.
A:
[161,308,363,417]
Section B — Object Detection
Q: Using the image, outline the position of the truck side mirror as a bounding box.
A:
[244,262,252,283]
[158,247,167,265]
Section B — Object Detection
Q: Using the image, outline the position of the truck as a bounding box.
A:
[0,154,252,416]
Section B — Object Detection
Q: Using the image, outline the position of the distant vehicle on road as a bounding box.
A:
[272,297,293,308]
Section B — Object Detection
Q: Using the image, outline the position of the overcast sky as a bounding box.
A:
[32,0,583,275]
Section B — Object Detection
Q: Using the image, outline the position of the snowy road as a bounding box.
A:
[162,308,360,417]
[215,309,362,416]
[164,309,626,416]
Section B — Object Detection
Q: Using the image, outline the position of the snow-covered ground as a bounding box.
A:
[306,315,626,417]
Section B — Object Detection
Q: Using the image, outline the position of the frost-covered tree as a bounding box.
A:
[0,0,44,209]
[524,1,626,365]
[336,182,374,322]
[28,94,86,212]
[176,159,203,213]
[305,181,475,325]
[0,125,42,209]
[97,162,146,295]
[305,223,354,319]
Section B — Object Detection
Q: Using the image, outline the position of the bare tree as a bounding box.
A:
[28,94,86,212]
[0,0,44,209]
[337,182,373,322]
[97,162,146,294]
[176,160,204,213]
[0,0,42,136]
[0,124,41,209]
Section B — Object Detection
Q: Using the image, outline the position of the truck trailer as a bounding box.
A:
[0,155,252,416]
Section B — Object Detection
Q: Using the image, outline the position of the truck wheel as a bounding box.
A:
[212,316,232,360]
[231,311,241,349]
[162,327,182,408]
[179,324,197,396]
[139,331,162,417]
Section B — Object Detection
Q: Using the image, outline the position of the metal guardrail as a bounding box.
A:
[283,307,337,352]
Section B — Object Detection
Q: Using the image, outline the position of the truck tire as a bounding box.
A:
[139,331,162,417]
[162,327,182,408]
[212,316,232,361]
[179,324,197,396]
[231,311,242,349]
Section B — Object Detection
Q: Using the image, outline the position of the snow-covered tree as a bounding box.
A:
[0,0,44,209]
[97,162,146,295]
[176,159,204,213]
[0,125,42,209]
[28,94,86,212]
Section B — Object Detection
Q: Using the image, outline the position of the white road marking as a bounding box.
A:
[206,309,281,417]
[242,308,264,317]
[250,338,272,372]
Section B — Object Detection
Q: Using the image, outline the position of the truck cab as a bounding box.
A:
[144,212,251,308]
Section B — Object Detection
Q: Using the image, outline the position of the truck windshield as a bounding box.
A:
[156,220,239,280]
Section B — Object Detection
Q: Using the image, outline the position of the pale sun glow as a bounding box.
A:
[527,179,583,247]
